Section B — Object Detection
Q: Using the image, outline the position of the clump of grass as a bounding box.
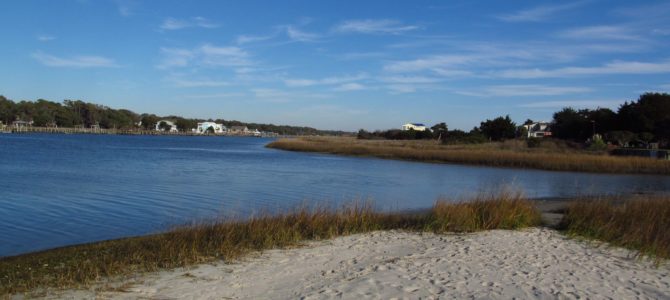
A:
[560,196,670,261]
[0,195,540,296]
[428,189,541,232]
[267,137,670,175]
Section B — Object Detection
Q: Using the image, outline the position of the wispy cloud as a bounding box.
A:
[334,19,419,34]
[334,83,365,91]
[252,88,330,102]
[114,0,137,17]
[285,26,319,42]
[559,25,642,41]
[383,55,476,73]
[498,1,587,22]
[236,34,274,45]
[284,73,368,87]
[160,17,220,30]
[36,35,56,42]
[519,99,623,109]
[157,44,252,69]
[165,74,230,88]
[182,93,245,99]
[497,60,670,79]
[379,76,442,84]
[32,51,118,68]
[456,85,591,97]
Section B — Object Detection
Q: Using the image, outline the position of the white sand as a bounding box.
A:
[48,228,669,299]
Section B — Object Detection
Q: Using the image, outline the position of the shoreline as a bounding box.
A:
[42,228,670,299]
[266,137,670,175]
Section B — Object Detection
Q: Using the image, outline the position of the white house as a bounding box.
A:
[195,122,225,134]
[523,122,552,138]
[229,126,249,133]
[402,123,427,131]
[155,120,179,132]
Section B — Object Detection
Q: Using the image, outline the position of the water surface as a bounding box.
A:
[1,134,669,257]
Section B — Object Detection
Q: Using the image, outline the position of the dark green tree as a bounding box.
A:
[479,115,516,141]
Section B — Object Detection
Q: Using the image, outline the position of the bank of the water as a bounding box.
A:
[267,137,670,175]
[0,194,540,296]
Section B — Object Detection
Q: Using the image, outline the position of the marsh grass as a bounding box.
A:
[266,137,670,174]
[0,196,540,296]
[561,196,670,262]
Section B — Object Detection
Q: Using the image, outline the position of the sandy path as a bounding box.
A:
[50,228,669,299]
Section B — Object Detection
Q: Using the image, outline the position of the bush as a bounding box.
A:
[526,137,541,148]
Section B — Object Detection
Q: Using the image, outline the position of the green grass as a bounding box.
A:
[0,195,541,296]
[560,195,670,262]
[266,137,670,175]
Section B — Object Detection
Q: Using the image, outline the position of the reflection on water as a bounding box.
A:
[1,134,669,257]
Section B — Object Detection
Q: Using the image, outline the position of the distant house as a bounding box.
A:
[229,126,249,133]
[155,120,179,132]
[402,123,427,131]
[195,122,225,134]
[523,122,552,138]
[12,120,33,128]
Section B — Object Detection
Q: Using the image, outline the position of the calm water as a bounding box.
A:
[1,134,670,257]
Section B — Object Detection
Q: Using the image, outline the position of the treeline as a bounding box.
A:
[0,96,350,136]
[358,93,670,147]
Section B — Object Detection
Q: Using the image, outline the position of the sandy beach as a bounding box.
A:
[45,228,669,299]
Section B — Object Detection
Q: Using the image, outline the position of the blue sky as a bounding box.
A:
[0,0,669,131]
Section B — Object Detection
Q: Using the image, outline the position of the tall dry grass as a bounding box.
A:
[428,190,541,232]
[0,196,540,296]
[561,196,670,262]
[267,137,670,175]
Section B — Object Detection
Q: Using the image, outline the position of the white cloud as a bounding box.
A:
[559,25,642,41]
[498,1,587,22]
[334,19,419,34]
[157,44,251,69]
[114,0,137,17]
[284,74,368,87]
[383,55,476,73]
[200,44,250,66]
[379,76,442,84]
[182,93,245,99]
[334,83,365,91]
[286,26,319,42]
[160,17,220,30]
[252,88,330,102]
[32,52,118,68]
[236,34,274,44]
[456,85,591,97]
[497,60,670,79]
[387,85,416,94]
[36,35,56,42]
[519,99,623,109]
[171,79,230,88]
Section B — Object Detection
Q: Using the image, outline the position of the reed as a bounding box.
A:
[0,195,540,296]
[560,196,670,262]
[266,137,670,175]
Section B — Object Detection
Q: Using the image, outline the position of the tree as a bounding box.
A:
[205,126,215,134]
[479,115,516,141]
[158,121,171,131]
[551,108,590,141]
[431,122,448,140]
[140,114,159,130]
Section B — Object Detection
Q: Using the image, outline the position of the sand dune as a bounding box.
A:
[51,228,669,299]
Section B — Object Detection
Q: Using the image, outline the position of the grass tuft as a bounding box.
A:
[0,195,540,296]
[560,196,670,262]
[428,189,541,232]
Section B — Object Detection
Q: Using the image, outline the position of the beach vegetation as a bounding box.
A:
[267,137,670,174]
[0,194,539,296]
[560,196,670,262]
